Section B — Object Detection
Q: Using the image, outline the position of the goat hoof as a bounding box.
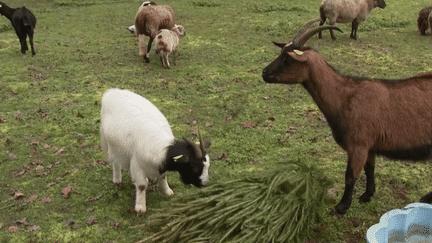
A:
[330,208,345,219]
[144,57,150,63]
[358,193,372,203]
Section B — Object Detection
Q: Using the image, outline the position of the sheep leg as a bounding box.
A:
[138,34,147,60]
[333,147,368,217]
[173,50,177,65]
[350,20,359,40]
[130,159,148,213]
[318,17,325,39]
[358,152,375,203]
[164,53,170,69]
[158,173,174,196]
[145,37,154,63]
[18,34,28,54]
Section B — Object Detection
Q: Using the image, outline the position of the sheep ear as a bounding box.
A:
[288,49,308,62]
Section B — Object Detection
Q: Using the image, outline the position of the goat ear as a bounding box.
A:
[288,49,308,62]
[173,154,189,163]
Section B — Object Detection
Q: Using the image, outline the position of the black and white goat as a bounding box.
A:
[100,88,210,213]
[262,20,432,217]
[0,1,36,55]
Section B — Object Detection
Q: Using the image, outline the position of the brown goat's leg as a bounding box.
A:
[359,152,375,203]
[419,192,432,203]
[318,19,325,39]
[333,147,368,217]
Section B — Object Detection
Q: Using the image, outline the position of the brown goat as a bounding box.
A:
[262,19,432,217]
[135,1,175,63]
[418,6,432,35]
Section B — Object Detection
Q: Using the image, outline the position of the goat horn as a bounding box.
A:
[185,138,203,158]
[292,18,321,44]
[198,126,206,154]
[293,25,343,47]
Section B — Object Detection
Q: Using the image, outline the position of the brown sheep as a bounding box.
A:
[262,20,432,217]
[155,25,185,68]
[134,2,175,63]
[418,6,432,35]
[318,0,386,40]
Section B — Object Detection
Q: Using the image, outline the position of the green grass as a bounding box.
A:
[1,0,432,242]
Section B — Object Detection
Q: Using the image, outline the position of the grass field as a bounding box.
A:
[1,0,432,242]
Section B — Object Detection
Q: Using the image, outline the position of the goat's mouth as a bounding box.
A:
[262,72,278,84]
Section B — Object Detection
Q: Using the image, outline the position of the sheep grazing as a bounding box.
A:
[318,0,386,40]
[0,2,36,55]
[155,24,186,68]
[262,19,432,217]
[134,1,175,63]
[418,6,432,35]
[100,88,210,213]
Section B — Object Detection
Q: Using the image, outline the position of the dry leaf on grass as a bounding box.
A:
[28,195,38,203]
[11,190,24,200]
[86,216,97,226]
[241,121,258,128]
[8,225,18,233]
[41,196,51,204]
[62,185,73,199]
[26,225,41,232]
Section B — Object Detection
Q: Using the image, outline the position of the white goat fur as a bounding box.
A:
[155,25,185,68]
[100,88,176,213]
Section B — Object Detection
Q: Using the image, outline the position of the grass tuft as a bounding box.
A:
[140,159,334,243]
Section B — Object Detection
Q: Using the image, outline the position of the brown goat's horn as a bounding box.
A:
[293,25,343,47]
[292,18,321,44]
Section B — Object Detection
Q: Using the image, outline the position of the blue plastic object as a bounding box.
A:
[367,203,432,243]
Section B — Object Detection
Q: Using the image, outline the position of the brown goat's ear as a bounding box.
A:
[288,49,308,62]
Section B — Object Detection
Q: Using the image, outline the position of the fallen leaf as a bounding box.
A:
[76,112,84,118]
[241,121,257,128]
[29,147,37,157]
[63,218,75,228]
[94,101,98,105]
[77,143,88,148]
[28,195,38,203]
[62,185,73,199]
[43,144,52,149]
[86,216,97,226]
[8,152,16,160]
[35,165,44,172]
[325,137,333,142]
[205,122,212,127]
[11,89,18,95]
[30,140,40,145]
[26,225,41,232]
[54,147,65,154]
[111,221,122,229]
[15,217,27,226]
[31,159,41,165]
[48,182,56,187]
[250,158,259,165]
[87,207,95,212]
[0,118,4,123]
[8,225,18,233]
[14,110,22,116]
[41,196,51,204]
[212,153,227,161]
[87,195,101,202]
[12,190,24,200]
[5,138,12,146]
[14,169,26,177]
[94,159,107,165]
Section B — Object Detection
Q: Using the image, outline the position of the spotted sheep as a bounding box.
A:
[318,0,386,40]
[100,88,210,213]
[134,1,176,63]
[262,20,432,217]
[155,25,186,68]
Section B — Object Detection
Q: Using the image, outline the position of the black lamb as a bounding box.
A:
[0,2,36,55]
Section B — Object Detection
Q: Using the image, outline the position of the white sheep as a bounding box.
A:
[134,2,175,63]
[100,88,210,213]
[318,0,386,40]
[155,25,186,68]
